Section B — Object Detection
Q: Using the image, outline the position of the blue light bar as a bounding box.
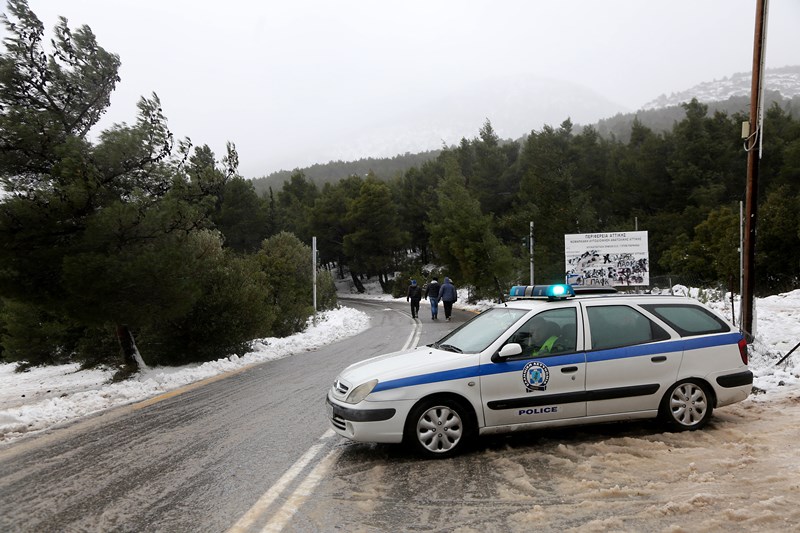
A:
[509,284,576,300]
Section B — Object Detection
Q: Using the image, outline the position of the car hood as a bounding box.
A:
[339,345,475,387]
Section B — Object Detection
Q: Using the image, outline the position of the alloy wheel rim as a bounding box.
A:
[416,406,463,453]
[669,383,708,427]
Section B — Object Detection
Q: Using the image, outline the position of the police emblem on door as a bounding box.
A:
[522,361,550,392]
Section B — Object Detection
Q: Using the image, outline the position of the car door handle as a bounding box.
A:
[561,366,579,373]
[651,356,667,363]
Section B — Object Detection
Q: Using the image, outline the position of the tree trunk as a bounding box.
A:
[377,272,388,293]
[350,271,365,293]
[114,324,145,380]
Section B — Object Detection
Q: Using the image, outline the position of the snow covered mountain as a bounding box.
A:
[641,65,800,111]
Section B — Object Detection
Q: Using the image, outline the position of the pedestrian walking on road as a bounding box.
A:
[439,277,457,321]
[424,277,441,320]
[406,279,422,319]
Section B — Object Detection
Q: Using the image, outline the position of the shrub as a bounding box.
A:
[139,251,275,365]
[316,269,338,311]
[258,232,316,337]
[0,300,82,368]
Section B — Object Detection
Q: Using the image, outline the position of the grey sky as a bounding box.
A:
[17,1,800,178]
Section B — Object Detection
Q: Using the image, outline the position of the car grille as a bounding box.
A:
[331,413,346,431]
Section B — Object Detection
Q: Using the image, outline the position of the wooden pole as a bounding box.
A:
[741,0,768,340]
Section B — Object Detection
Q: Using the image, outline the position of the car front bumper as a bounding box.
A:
[326,394,411,444]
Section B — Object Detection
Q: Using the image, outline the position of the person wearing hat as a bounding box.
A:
[439,277,457,321]
[406,279,422,319]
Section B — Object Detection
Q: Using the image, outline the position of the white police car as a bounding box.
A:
[326,285,752,458]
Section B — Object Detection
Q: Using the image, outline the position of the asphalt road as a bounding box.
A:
[2,299,798,532]
[0,298,470,532]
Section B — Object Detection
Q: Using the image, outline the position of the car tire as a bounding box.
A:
[405,397,474,458]
[660,379,713,431]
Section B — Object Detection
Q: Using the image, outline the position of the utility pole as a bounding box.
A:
[739,200,744,324]
[312,236,317,312]
[741,0,769,340]
[529,221,534,285]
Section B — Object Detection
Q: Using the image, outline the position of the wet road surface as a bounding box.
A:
[0,299,465,532]
[4,299,796,532]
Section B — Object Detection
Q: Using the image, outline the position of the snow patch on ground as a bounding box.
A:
[0,306,369,442]
[2,281,800,446]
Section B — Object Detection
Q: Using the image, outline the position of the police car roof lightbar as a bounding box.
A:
[509,284,576,300]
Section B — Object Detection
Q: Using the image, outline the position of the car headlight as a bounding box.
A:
[345,379,378,404]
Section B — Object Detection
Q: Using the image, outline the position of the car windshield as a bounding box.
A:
[431,307,529,354]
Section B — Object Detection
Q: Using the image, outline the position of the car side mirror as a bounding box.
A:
[494,343,522,361]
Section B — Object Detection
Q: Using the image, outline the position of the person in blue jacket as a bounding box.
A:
[439,277,457,321]
[424,277,441,320]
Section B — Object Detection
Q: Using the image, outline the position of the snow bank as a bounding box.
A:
[0,306,369,442]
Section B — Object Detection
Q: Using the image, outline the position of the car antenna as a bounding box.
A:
[493,275,507,306]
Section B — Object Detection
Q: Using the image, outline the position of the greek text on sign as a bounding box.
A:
[564,231,649,287]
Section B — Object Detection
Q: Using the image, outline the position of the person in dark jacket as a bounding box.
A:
[406,279,422,319]
[439,277,457,321]
[424,277,441,320]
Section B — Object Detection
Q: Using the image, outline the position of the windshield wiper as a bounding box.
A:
[438,344,463,353]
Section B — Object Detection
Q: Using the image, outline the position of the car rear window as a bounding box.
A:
[587,305,670,350]
[641,304,731,337]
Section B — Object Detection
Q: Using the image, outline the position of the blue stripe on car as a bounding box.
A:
[588,332,743,362]
[371,332,743,393]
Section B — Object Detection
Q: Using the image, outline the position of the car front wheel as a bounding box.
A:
[661,379,713,430]
[405,398,473,458]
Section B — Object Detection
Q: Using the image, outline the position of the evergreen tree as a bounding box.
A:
[311,175,363,278]
[0,1,240,372]
[275,171,318,242]
[343,174,408,292]
[455,120,519,216]
[393,160,442,265]
[756,186,800,293]
[257,232,316,337]
[215,176,270,252]
[659,205,739,287]
[509,120,597,282]
[427,154,513,298]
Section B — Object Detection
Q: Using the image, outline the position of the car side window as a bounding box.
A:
[641,303,731,337]
[587,305,670,350]
[503,308,578,360]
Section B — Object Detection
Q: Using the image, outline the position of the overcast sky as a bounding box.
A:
[14,1,800,178]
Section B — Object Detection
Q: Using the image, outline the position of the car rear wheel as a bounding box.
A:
[405,398,473,458]
[661,379,713,430]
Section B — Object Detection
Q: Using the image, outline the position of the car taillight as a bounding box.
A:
[738,338,748,365]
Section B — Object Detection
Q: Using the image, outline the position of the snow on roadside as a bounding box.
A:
[0,306,370,443]
[2,284,800,446]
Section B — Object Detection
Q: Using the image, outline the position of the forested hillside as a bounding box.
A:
[251,151,441,196]
[595,91,800,143]
[254,91,799,194]
[270,105,799,303]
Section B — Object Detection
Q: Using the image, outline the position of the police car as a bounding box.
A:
[326,285,752,458]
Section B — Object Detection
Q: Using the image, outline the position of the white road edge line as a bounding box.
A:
[230,304,418,532]
[258,316,417,531]
[260,447,343,532]
[227,430,334,533]
[403,319,422,351]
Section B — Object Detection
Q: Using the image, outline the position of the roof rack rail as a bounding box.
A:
[572,286,618,295]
